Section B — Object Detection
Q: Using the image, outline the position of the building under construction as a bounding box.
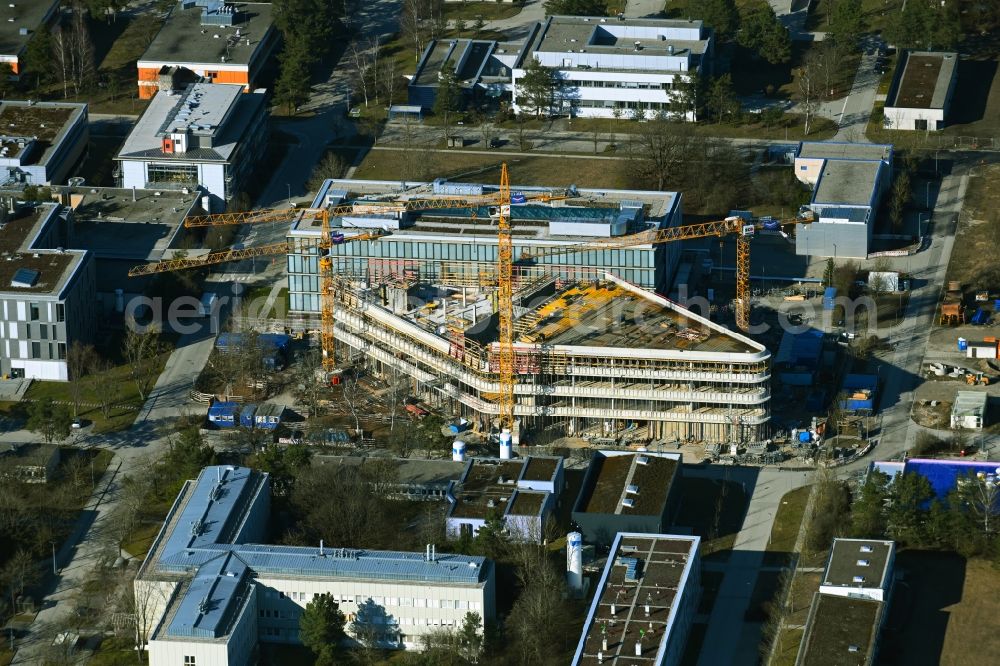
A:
[284,178,771,445]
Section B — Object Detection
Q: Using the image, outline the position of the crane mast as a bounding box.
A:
[497,163,515,433]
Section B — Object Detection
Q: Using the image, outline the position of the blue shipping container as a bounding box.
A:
[208,401,240,428]
[240,404,258,428]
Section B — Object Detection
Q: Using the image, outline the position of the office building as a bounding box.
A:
[0,203,95,381]
[572,451,682,546]
[514,16,714,119]
[796,538,895,666]
[793,142,894,258]
[0,2,60,78]
[137,1,278,99]
[136,466,495,665]
[571,532,701,666]
[446,456,563,542]
[884,51,958,131]
[0,100,89,186]
[116,83,268,211]
[408,37,522,110]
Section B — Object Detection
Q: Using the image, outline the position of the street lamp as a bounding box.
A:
[926,181,931,209]
[287,183,291,203]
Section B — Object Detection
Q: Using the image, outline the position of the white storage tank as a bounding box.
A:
[567,531,583,592]
[499,429,513,460]
[452,440,466,462]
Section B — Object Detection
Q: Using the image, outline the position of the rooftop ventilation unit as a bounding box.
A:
[626,484,639,495]
[622,498,635,508]
[848,645,860,653]
[859,544,874,553]
[857,559,870,567]
[852,575,866,583]
[636,455,649,465]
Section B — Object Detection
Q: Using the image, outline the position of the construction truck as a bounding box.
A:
[965,371,990,386]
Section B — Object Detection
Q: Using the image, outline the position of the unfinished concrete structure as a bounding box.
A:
[280,179,770,445]
[331,272,769,444]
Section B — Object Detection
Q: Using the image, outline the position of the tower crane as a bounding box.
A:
[130,186,560,382]
[515,210,814,331]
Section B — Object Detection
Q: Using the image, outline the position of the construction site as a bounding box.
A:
[132,168,794,447]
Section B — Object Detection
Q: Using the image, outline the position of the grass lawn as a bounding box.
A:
[567,114,837,141]
[881,551,1000,666]
[23,345,173,433]
[121,520,162,560]
[766,485,811,554]
[941,164,1000,293]
[354,148,637,189]
[442,1,524,21]
[88,635,139,666]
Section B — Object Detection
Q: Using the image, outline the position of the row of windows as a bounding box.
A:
[268,589,482,612]
[20,303,64,322]
[574,100,675,112]
[29,341,66,360]
[289,244,657,267]
[147,162,198,185]
[566,79,672,90]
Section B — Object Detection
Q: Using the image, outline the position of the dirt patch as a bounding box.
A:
[913,399,953,428]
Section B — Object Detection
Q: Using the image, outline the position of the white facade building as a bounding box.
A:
[513,16,713,119]
[116,83,268,212]
[136,466,495,666]
[884,51,958,131]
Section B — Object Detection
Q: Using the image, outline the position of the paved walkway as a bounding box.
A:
[696,469,812,666]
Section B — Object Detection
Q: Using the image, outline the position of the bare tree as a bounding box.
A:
[349,39,376,108]
[2,549,39,611]
[796,57,819,137]
[67,341,98,419]
[380,57,399,110]
[130,578,171,662]
[340,374,363,434]
[122,322,162,402]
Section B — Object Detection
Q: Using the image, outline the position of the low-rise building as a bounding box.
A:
[0,2,60,78]
[116,83,268,211]
[0,203,95,381]
[796,538,895,666]
[137,465,496,665]
[446,456,564,542]
[0,100,89,186]
[408,37,523,110]
[571,532,701,666]
[572,451,682,547]
[0,442,60,483]
[793,142,894,258]
[951,391,987,429]
[819,538,895,602]
[137,1,278,100]
[883,51,958,131]
[513,16,714,119]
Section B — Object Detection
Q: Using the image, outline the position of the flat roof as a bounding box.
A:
[0,1,58,59]
[901,458,1000,502]
[797,142,892,162]
[533,16,710,57]
[118,84,264,163]
[521,456,559,483]
[139,2,275,68]
[0,101,86,170]
[66,187,200,260]
[0,205,86,297]
[888,51,957,110]
[579,451,680,516]
[449,458,528,519]
[953,390,987,416]
[507,490,547,516]
[573,532,700,665]
[0,442,57,467]
[823,538,893,589]
[799,595,881,666]
[159,465,262,556]
[814,160,882,206]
